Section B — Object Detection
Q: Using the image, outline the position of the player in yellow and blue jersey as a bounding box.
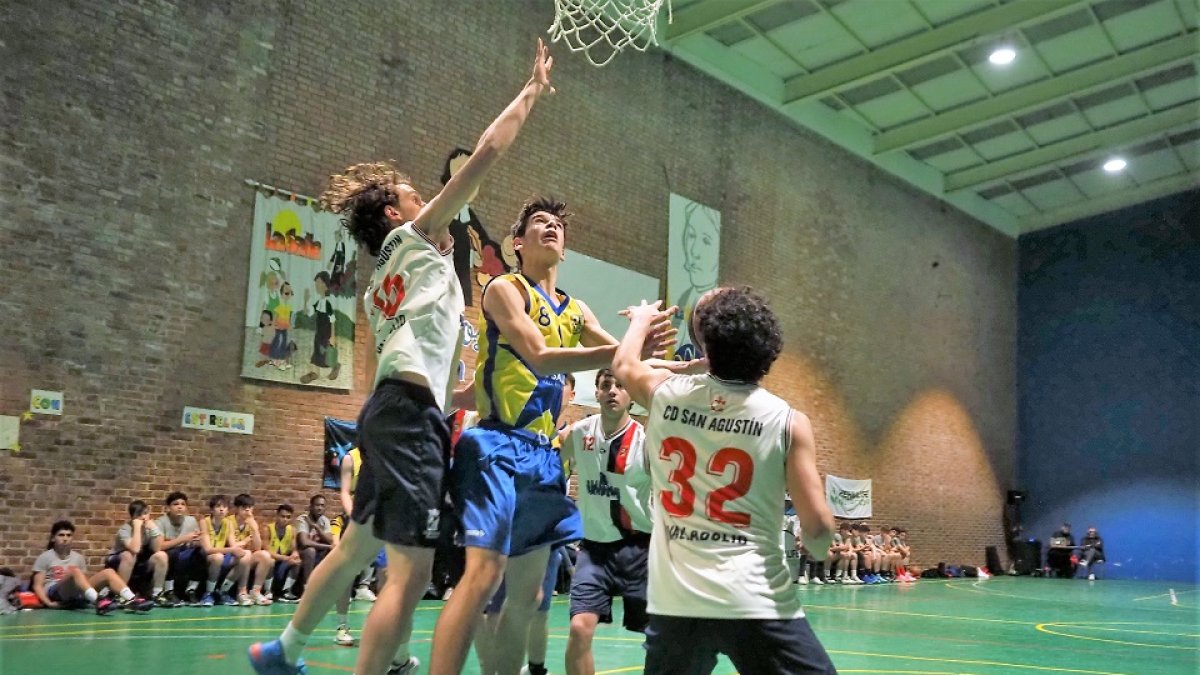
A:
[432,196,678,675]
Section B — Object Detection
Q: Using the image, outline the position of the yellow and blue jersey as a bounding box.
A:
[268,523,295,556]
[476,273,585,438]
[205,516,231,548]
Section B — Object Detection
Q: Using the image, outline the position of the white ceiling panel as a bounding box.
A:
[1034,25,1116,73]
[1070,166,1139,197]
[1020,177,1085,210]
[1080,95,1152,127]
[1102,0,1188,52]
[1022,112,1095,145]
[733,36,806,79]
[968,54,1055,94]
[908,70,992,112]
[909,0,997,26]
[1126,146,1189,182]
[923,147,986,173]
[1142,74,1200,110]
[773,15,863,70]
[971,130,1040,160]
[990,191,1039,216]
[831,0,929,49]
[855,90,933,129]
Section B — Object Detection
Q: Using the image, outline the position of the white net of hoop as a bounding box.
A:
[549,0,672,67]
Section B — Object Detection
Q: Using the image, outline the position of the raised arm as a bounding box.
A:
[612,301,677,410]
[414,39,555,244]
[786,412,834,560]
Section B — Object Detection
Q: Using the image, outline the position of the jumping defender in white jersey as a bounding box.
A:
[614,288,837,675]
[250,39,557,675]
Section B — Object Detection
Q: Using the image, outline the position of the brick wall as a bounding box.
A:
[0,0,1016,575]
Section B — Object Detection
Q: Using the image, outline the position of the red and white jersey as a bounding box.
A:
[643,373,800,619]
[569,415,653,542]
[365,222,464,411]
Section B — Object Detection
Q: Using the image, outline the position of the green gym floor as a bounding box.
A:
[1,578,1196,674]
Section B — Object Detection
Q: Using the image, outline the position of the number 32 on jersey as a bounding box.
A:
[659,436,754,527]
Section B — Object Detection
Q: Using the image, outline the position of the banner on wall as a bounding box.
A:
[667,194,721,362]
[181,406,255,435]
[241,192,357,390]
[323,417,357,489]
[826,474,872,518]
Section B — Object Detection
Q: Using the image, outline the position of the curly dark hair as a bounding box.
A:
[319,162,409,256]
[693,286,782,383]
[511,196,571,268]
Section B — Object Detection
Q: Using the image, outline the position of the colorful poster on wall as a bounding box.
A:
[241,192,356,389]
[323,417,357,489]
[668,194,721,362]
[181,406,255,434]
[30,389,64,416]
[826,474,873,518]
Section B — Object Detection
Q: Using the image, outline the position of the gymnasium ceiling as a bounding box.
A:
[658,0,1200,236]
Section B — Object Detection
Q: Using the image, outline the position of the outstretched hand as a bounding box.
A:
[529,38,555,95]
[621,300,678,359]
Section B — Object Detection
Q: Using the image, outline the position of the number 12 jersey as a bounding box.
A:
[642,373,802,620]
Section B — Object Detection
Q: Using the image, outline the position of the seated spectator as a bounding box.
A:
[295,494,334,590]
[229,493,274,605]
[154,491,204,605]
[106,500,171,605]
[32,520,153,614]
[263,504,302,602]
[1046,523,1076,578]
[199,494,249,607]
[1079,526,1105,580]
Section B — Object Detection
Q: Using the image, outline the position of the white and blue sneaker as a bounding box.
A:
[248,639,307,675]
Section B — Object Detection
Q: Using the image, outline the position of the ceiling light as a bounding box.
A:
[1103,157,1127,173]
[989,47,1016,65]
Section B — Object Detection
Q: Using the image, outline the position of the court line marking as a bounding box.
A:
[824,649,1129,674]
[1133,589,1199,602]
[1044,624,1198,638]
[1036,623,1199,650]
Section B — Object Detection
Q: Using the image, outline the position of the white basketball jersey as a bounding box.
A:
[570,415,653,542]
[643,373,801,619]
[365,222,464,411]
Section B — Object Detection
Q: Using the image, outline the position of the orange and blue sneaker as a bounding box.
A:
[248,639,307,675]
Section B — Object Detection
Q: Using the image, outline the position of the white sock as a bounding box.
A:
[186,580,199,592]
[205,580,217,593]
[392,642,411,666]
[280,622,310,664]
[282,577,295,592]
[336,613,348,627]
[118,587,135,601]
[220,578,235,593]
[152,586,163,597]
[263,578,274,594]
[83,588,99,604]
[164,580,175,592]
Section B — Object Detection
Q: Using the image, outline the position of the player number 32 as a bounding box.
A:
[659,436,754,527]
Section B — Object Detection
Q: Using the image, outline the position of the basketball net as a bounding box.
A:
[549,0,673,67]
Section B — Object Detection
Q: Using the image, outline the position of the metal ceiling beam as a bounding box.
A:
[873,32,1198,154]
[782,0,1079,105]
[945,105,1200,192]
[1019,172,1200,233]
[663,0,781,42]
